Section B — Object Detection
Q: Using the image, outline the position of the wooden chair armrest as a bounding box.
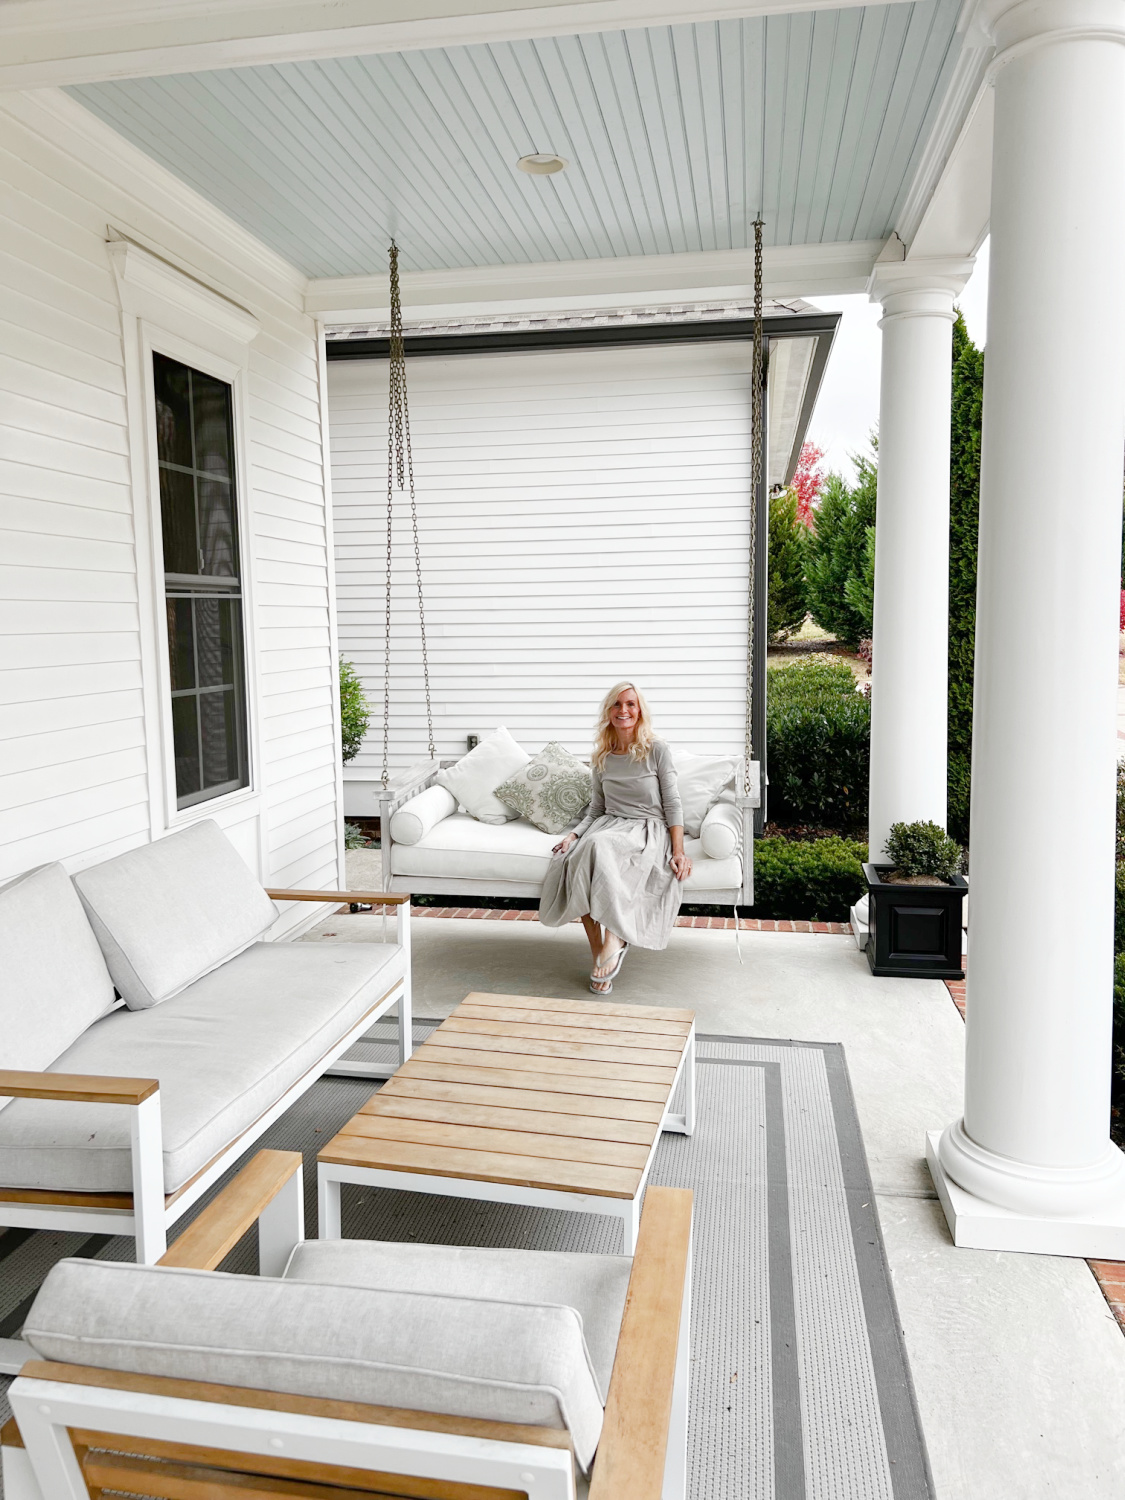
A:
[589,1186,693,1500]
[158,1150,302,1271]
[265,888,409,906]
[0,1071,158,1106]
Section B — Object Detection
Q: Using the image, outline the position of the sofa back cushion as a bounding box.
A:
[25,1257,606,1471]
[0,864,116,1085]
[72,821,279,1011]
[668,749,738,836]
[434,726,530,824]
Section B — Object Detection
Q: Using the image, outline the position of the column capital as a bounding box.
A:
[978,0,1125,52]
[867,255,975,321]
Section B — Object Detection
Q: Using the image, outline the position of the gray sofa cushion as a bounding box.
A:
[285,1238,632,1402]
[0,940,404,1194]
[0,863,116,1090]
[24,1257,605,1469]
[72,821,279,1010]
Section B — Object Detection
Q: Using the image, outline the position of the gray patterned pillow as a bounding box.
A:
[494,742,592,835]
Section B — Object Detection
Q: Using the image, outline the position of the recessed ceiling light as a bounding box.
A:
[517,153,568,175]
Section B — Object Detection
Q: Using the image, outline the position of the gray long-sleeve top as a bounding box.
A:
[572,739,683,837]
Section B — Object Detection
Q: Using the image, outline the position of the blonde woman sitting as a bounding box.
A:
[539,682,691,994]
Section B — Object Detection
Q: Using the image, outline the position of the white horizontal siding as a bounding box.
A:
[0,92,341,916]
[329,342,753,775]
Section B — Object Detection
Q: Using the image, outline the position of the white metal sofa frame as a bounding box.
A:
[377,757,760,909]
[2,1149,693,1500]
[0,887,411,1376]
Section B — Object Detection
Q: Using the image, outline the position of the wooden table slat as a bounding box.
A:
[426,1030,681,1072]
[338,1114,653,1170]
[455,1002,692,1038]
[462,992,695,1023]
[376,1075,667,1124]
[392,1057,673,1101]
[320,1135,643,1198]
[441,1015,686,1053]
[364,1093,659,1145]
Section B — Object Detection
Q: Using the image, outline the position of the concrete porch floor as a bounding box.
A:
[305,904,1125,1498]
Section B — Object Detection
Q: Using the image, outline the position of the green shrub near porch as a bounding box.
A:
[766,657,870,829]
[752,835,868,922]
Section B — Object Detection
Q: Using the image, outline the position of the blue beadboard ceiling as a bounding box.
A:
[67,1,962,279]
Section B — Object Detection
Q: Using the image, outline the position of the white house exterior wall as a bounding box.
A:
[329,341,754,789]
[0,90,342,928]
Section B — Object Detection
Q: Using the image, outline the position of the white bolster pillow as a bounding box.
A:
[700,800,742,860]
[390,785,458,846]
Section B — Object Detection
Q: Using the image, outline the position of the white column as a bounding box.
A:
[930,0,1125,1255]
[867,259,971,858]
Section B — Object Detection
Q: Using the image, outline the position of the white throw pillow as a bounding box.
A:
[700,800,741,860]
[669,750,738,837]
[390,785,458,845]
[435,727,530,825]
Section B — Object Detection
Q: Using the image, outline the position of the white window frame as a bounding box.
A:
[110,235,263,840]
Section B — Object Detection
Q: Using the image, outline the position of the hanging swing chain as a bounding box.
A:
[382,241,435,789]
[745,216,764,798]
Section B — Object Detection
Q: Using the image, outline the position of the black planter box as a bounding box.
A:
[863,863,967,979]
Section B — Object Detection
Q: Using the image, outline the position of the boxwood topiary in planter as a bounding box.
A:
[864,820,967,979]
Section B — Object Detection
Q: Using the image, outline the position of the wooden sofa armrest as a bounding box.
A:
[159,1150,302,1272]
[0,1071,157,1105]
[265,888,409,906]
[590,1186,693,1500]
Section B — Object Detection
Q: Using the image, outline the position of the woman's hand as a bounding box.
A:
[553,833,578,857]
[670,850,692,881]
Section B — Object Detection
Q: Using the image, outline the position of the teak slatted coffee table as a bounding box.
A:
[317,991,695,1253]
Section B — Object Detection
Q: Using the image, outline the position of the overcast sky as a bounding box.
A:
[804,237,990,483]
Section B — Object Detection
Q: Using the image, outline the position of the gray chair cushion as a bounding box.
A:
[0,940,404,1193]
[24,1257,605,1469]
[0,864,116,1090]
[72,821,280,1010]
[284,1238,632,1403]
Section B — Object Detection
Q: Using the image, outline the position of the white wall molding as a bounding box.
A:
[308,240,886,323]
[0,0,914,90]
[108,237,260,349]
[0,88,306,301]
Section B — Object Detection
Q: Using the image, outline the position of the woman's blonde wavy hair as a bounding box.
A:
[592,681,657,770]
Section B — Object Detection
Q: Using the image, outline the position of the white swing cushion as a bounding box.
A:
[668,750,739,837]
[434,727,531,825]
[700,800,742,860]
[390,785,458,846]
[25,1256,609,1470]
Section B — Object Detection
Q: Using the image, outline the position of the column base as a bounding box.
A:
[926,1132,1125,1257]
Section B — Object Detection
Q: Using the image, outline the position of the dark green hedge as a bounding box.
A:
[753,835,868,922]
[948,313,983,842]
[766,658,870,828]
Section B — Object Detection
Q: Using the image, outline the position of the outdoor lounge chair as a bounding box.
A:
[0,821,412,1369]
[1,1150,693,1500]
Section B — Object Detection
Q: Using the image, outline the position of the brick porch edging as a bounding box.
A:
[396,906,851,935]
[943,970,1125,1334]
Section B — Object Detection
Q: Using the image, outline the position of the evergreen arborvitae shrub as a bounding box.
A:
[753,835,869,921]
[766,656,870,828]
[338,658,370,765]
[948,312,983,842]
[805,440,877,645]
[767,487,809,642]
[884,820,963,880]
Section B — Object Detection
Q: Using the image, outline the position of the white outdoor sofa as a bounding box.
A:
[0,820,411,1373]
[378,756,761,909]
[2,1149,693,1500]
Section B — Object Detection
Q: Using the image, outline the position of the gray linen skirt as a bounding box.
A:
[538,815,682,951]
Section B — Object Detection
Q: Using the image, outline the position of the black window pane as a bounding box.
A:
[192,371,233,480]
[219,598,240,684]
[171,695,201,799]
[159,467,198,575]
[153,354,193,468]
[198,477,237,577]
[167,598,195,689]
[200,689,239,788]
[195,596,225,688]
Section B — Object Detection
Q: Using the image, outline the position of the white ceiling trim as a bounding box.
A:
[0,0,917,90]
[306,241,885,323]
[0,86,307,296]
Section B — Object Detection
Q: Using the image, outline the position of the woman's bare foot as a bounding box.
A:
[593,932,625,979]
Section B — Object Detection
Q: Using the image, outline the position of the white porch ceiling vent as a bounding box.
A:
[517,153,568,175]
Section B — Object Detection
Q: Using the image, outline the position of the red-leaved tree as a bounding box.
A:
[791,441,825,526]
